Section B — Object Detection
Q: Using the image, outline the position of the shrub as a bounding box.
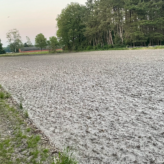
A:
[86,46,92,50]
[103,45,108,50]
[108,45,114,48]
[77,46,83,51]
[96,44,101,49]
[93,46,97,50]
[114,34,122,45]
[114,44,126,48]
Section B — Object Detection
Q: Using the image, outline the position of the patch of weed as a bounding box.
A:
[5,93,11,98]
[26,128,31,132]
[19,102,23,109]
[24,110,29,118]
[0,138,13,163]
[0,92,5,99]
[55,148,78,164]
[27,135,40,148]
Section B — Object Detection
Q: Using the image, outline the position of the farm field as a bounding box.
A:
[0,50,164,163]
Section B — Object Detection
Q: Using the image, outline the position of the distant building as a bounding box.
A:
[19,47,48,53]
[19,46,62,53]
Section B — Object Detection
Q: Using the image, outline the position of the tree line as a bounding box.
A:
[56,0,164,51]
[0,29,60,54]
[1,0,164,54]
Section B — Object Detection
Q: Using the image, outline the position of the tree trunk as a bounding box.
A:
[111,32,113,45]
[109,30,113,45]
[149,40,151,46]
[107,31,110,45]
[119,26,123,43]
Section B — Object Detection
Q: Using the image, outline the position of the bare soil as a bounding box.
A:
[0,50,164,163]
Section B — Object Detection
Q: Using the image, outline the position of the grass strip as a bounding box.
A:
[1,46,164,57]
[0,87,77,164]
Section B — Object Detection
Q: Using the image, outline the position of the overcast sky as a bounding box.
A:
[0,0,86,46]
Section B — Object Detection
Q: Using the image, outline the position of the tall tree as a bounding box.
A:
[0,39,5,54]
[56,3,87,50]
[26,36,33,46]
[35,33,47,51]
[48,36,59,52]
[24,43,29,47]
[85,0,103,47]
[6,29,22,52]
[56,0,164,49]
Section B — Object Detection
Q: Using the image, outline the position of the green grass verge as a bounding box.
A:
[82,45,164,52]
[62,45,164,53]
[0,93,54,164]
[0,50,63,57]
[0,51,49,57]
[19,51,50,55]
[128,45,164,50]
[1,46,164,57]
[0,88,78,164]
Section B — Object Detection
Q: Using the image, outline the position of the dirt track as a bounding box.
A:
[0,50,164,163]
